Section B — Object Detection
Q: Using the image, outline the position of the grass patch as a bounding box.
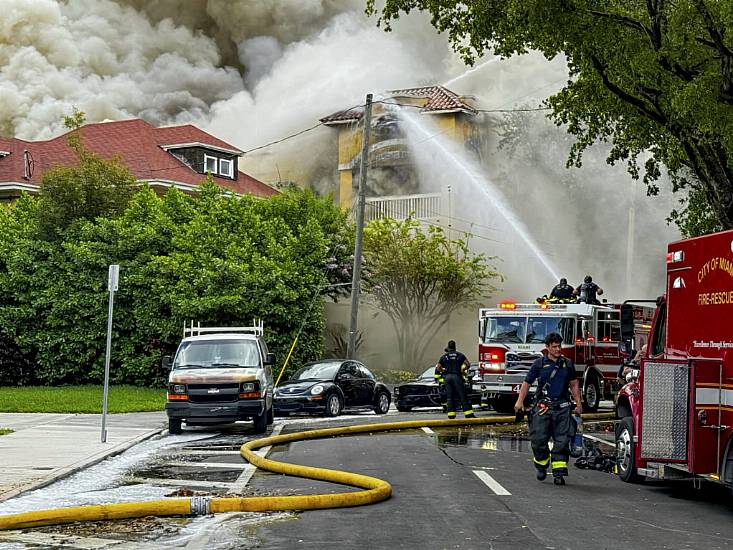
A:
[0,385,166,413]
[0,428,13,436]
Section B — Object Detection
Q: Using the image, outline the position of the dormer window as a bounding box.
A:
[204,154,218,174]
[219,158,234,178]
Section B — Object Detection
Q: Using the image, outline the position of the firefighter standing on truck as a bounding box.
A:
[435,340,475,419]
[514,332,582,485]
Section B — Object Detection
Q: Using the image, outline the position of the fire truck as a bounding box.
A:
[476,301,654,414]
[615,229,733,487]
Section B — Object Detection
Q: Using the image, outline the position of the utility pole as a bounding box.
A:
[347,94,373,360]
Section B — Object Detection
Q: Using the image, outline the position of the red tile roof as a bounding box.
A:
[319,86,475,125]
[0,119,276,197]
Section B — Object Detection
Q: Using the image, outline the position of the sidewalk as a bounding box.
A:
[0,412,167,503]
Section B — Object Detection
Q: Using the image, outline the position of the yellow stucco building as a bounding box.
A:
[319,86,479,209]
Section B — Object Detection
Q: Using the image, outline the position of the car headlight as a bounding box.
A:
[170,384,186,394]
[241,382,256,392]
[310,385,324,395]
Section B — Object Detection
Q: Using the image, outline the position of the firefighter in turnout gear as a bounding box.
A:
[435,340,475,419]
[514,333,582,485]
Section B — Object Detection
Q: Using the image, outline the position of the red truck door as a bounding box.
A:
[689,358,724,475]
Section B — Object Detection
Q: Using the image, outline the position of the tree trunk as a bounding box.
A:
[681,137,733,229]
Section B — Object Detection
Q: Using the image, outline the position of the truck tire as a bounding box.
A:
[616,416,642,483]
[253,409,268,434]
[583,376,601,413]
[267,405,274,425]
[168,418,182,435]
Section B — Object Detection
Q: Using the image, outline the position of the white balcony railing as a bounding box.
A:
[364,192,442,222]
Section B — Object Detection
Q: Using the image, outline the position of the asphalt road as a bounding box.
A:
[3,408,733,550]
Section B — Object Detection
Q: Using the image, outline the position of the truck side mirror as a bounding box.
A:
[161,356,172,370]
[265,353,276,366]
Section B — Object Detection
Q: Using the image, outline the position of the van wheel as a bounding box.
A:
[583,376,601,412]
[168,418,182,435]
[616,416,642,483]
[253,410,268,434]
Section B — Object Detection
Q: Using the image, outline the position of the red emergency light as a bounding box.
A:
[499,301,516,310]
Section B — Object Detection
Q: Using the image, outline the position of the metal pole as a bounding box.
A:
[347,94,373,360]
[101,264,119,443]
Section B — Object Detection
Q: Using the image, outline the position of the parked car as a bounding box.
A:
[274,359,391,417]
[393,365,484,412]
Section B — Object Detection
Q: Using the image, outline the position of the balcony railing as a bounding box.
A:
[364,192,442,222]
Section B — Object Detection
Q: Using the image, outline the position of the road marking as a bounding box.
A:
[228,424,284,494]
[129,477,234,489]
[421,427,434,435]
[166,461,248,470]
[473,470,511,495]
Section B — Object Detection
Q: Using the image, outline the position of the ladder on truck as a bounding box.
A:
[183,320,264,338]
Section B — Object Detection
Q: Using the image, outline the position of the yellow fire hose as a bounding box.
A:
[0,412,614,531]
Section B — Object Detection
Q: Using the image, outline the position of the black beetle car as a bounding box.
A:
[394,365,484,412]
[274,359,391,417]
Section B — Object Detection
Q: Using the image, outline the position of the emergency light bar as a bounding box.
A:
[666,250,684,263]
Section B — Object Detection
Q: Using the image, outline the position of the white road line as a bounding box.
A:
[473,470,511,495]
[129,477,234,489]
[227,424,284,494]
[421,427,434,435]
[166,461,248,470]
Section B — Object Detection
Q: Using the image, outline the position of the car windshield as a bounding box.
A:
[525,317,569,344]
[293,362,342,381]
[419,366,435,379]
[483,316,526,343]
[174,340,260,368]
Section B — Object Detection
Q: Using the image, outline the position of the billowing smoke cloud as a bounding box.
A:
[0,1,680,368]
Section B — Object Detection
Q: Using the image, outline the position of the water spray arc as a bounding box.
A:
[442,57,501,87]
[395,107,560,282]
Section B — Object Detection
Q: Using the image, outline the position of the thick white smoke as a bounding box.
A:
[0,1,680,367]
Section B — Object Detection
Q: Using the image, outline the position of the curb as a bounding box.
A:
[0,427,166,503]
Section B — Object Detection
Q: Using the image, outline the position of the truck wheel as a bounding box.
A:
[583,376,601,412]
[325,393,343,417]
[168,418,182,435]
[374,391,391,414]
[267,405,274,425]
[616,416,642,483]
[253,410,268,434]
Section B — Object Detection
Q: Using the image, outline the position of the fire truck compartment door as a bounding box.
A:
[639,359,689,462]
[690,358,724,475]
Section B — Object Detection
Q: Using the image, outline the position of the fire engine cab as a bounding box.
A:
[476,301,653,414]
[615,229,733,487]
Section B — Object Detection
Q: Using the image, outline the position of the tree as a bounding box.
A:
[362,217,501,371]
[37,112,136,240]
[368,0,733,235]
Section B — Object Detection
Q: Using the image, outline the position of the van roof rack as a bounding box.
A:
[183,320,264,338]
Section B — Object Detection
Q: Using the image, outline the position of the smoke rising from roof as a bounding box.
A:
[1,1,680,367]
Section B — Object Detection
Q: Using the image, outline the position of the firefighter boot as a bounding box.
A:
[553,475,565,486]
[463,408,475,419]
[536,468,547,481]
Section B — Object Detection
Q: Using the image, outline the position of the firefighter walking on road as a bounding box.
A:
[514,333,582,485]
[435,340,475,419]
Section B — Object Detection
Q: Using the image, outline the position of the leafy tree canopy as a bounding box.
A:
[368,0,733,235]
[363,217,501,370]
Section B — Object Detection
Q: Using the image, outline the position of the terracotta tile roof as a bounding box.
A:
[319,86,475,125]
[0,119,276,197]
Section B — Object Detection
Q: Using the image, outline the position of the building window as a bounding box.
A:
[204,154,218,174]
[219,158,234,178]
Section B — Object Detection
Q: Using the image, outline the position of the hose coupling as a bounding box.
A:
[190,496,212,516]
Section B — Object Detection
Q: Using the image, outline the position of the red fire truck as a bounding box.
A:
[476,301,653,413]
[615,229,733,486]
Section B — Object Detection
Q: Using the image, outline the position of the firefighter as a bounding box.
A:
[549,278,574,300]
[514,332,582,485]
[434,358,448,412]
[435,340,475,419]
[574,275,604,304]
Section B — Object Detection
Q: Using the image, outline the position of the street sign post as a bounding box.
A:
[101,264,119,443]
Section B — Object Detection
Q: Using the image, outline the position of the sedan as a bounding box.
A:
[393,365,484,412]
[274,359,391,417]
